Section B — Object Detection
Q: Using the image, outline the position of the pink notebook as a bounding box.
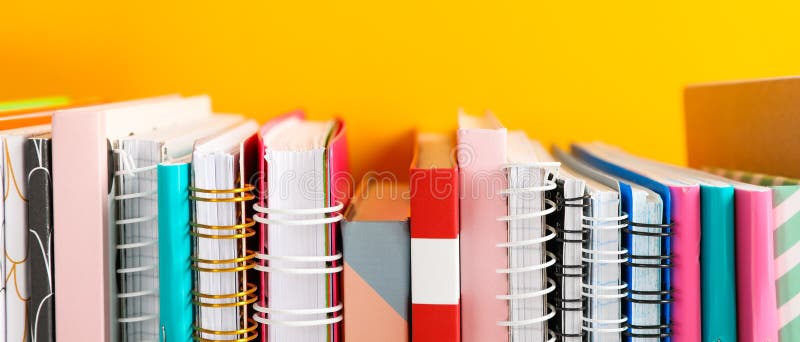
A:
[735,188,779,342]
[457,112,509,342]
[665,185,701,341]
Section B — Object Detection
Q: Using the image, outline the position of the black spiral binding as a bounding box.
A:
[548,184,591,340]
[622,220,674,339]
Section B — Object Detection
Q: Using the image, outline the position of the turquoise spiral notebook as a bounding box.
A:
[158,162,193,342]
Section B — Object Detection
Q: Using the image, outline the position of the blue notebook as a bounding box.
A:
[158,162,193,342]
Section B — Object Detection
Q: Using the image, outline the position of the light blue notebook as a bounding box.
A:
[158,162,193,342]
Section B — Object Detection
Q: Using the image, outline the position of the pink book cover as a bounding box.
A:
[735,189,779,342]
[52,110,110,342]
[457,123,508,342]
[667,185,702,341]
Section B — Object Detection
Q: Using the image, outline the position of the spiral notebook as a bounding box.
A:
[112,96,221,340]
[541,146,628,341]
[190,119,260,341]
[555,147,668,341]
[252,113,350,341]
[573,143,702,341]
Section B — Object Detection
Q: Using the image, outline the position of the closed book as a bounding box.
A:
[409,133,460,342]
[342,181,410,341]
[26,136,54,342]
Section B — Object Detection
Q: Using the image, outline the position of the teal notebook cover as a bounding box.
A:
[700,185,737,341]
[158,163,193,342]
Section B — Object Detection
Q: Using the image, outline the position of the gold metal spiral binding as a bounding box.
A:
[190,183,259,342]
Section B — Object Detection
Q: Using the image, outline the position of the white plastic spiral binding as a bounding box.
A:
[496,162,559,341]
[112,149,159,324]
[581,212,629,335]
[251,202,344,327]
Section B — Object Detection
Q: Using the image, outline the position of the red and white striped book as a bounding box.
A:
[410,132,461,342]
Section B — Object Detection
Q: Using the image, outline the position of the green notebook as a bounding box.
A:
[0,96,70,112]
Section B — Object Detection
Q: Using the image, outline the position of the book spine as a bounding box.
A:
[410,167,460,342]
[157,163,193,342]
[52,111,110,341]
[26,138,55,342]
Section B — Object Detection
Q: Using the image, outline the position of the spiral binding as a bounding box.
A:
[581,212,629,336]
[550,191,591,339]
[190,184,259,342]
[250,202,344,328]
[622,220,674,338]
[497,162,560,341]
[112,149,160,333]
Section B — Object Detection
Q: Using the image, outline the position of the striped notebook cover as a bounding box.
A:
[706,167,800,341]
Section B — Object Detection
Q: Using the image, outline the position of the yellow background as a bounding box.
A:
[2,1,800,178]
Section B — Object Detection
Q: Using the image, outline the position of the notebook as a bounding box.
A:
[684,76,800,179]
[409,132,460,342]
[555,147,668,341]
[1,124,50,342]
[544,155,587,342]
[112,97,221,340]
[157,162,193,342]
[122,114,244,342]
[342,181,410,342]
[696,168,796,341]
[457,112,509,342]
[542,146,627,340]
[51,95,209,341]
[26,135,54,342]
[597,149,738,341]
[252,113,350,341]
[589,144,780,342]
[574,143,699,341]
[190,120,260,341]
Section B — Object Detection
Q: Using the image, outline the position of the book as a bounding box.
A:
[252,114,351,341]
[112,96,214,340]
[190,120,260,341]
[684,76,800,179]
[342,181,410,341]
[156,162,193,342]
[409,132,460,342]
[457,112,510,342]
[554,146,669,341]
[26,135,54,342]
